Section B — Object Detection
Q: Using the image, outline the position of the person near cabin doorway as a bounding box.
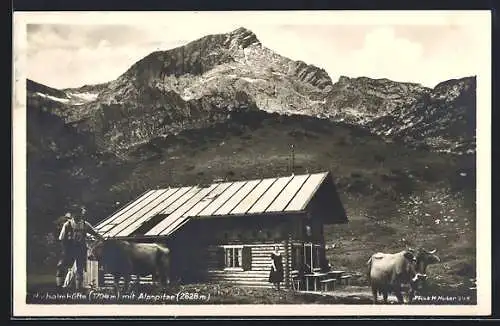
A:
[56,205,104,290]
[268,246,284,290]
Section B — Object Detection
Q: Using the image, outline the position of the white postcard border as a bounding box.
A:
[12,10,492,317]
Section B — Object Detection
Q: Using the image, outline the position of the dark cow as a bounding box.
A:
[407,247,441,294]
[367,249,439,304]
[89,239,171,295]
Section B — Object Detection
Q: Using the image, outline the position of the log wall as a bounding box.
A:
[88,211,332,289]
[204,243,289,288]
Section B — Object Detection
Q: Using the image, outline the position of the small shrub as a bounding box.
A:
[390,168,403,175]
[304,131,319,139]
[232,129,244,137]
[288,130,304,139]
[380,174,392,182]
[393,176,415,195]
[455,262,476,277]
[374,154,385,163]
[240,134,252,140]
[421,168,441,183]
[337,137,348,146]
[346,179,373,195]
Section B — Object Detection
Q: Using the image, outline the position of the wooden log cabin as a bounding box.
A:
[87,171,348,289]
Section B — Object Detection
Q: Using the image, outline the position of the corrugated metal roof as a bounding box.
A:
[96,171,329,238]
[113,187,183,236]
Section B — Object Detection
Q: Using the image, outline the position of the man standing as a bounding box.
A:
[56,205,104,290]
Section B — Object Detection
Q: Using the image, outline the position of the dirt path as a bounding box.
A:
[26,275,476,305]
[298,288,401,304]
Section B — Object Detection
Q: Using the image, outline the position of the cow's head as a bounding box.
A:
[88,238,107,261]
[403,250,417,263]
[408,248,441,274]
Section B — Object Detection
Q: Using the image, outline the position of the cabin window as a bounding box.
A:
[224,246,243,269]
[221,245,252,271]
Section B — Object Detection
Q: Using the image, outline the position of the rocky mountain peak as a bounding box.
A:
[226,27,261,48]
[337,75,351,84]
[27,26,476,157]
[286,60,333,91]
[431,76,476,103]
[434,76,476,91]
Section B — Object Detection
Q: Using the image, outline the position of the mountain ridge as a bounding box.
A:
[25,25,477,162]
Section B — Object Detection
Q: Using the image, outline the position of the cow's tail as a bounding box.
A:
[154,247,167,270]
[366,256,373,283]
[155,246,170,284]
[154,248,163,283]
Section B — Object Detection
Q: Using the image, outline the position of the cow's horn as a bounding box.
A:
[429,249,437,254]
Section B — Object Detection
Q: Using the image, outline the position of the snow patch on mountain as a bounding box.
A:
[240,77,266,84]
[35,92,70,103]
[69,92,99,102]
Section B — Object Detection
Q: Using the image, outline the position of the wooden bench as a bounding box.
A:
[339,274,352,286]
[290,271,302,291]
[328,270,345,279]
[320,278,336,291]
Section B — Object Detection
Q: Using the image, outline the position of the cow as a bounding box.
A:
[367,248,439,304]
[88,238,171,295]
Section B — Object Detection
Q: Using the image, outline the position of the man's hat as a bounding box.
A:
[69,204,81,213]
[64,212,72,218]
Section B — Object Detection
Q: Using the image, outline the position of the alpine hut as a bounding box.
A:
[88,171,348,289]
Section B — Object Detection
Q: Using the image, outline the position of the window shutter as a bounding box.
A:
[314,246,321,269]
[242,246,252,271]
[319,246,327,270]
[216,246,225,269]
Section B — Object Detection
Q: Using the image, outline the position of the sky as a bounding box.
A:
[25,12,488,89]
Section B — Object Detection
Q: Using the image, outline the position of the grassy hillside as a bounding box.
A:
[27,110,476,289]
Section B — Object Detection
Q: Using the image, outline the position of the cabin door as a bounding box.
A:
[304,243,322,273]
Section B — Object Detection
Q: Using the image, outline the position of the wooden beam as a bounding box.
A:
[284,234,291,289]
[109,235,170,242]
[194,210,307,220]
